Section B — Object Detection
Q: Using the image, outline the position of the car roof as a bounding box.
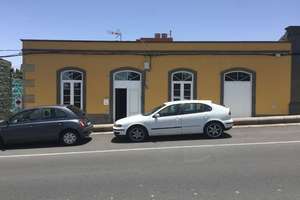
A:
[164,100,212,105]
[21,105,69,111]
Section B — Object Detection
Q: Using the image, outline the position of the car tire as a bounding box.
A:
[204,122,224,138]
[127,125,148,142]
[60,130,80,146]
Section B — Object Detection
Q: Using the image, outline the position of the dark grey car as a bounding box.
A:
[0,105,93,146]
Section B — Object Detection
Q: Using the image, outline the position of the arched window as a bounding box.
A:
[224,71,251,81]
[61,70,83,80]
[171,71,194,101]
[114,71,141,81]
[60,70,83,109]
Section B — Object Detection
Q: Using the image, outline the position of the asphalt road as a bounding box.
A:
[1,124,300,200]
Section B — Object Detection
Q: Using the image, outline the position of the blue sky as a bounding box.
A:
[1,0,299,68]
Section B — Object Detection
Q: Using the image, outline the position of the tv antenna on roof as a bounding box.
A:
[107,29,122,41]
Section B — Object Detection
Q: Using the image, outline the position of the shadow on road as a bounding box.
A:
[0,137,92,151]
[111,132,232,143]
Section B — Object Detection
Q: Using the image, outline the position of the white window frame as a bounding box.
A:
[60,70,83,109]
[171,71,194,101]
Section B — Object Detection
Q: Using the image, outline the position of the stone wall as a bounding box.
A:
[0,59,12,120]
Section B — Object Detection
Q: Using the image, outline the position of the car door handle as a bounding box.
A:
[57,123,63,126]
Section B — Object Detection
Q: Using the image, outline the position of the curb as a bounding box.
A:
[92,115,300,132]
[92,124,113,132]
[233,115,300,125]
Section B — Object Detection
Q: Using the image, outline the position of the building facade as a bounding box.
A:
[21,26,300,123]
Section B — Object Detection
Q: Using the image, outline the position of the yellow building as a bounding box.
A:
[21,26,300,123]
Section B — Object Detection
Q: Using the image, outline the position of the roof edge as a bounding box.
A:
[21,39,290,44]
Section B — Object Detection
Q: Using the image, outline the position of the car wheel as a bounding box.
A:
[60,130,80,146]
[127,126,148,142]
[204,122,224,138]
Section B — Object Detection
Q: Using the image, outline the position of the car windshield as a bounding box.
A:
[143,104,165,116]
[67,105,85,117]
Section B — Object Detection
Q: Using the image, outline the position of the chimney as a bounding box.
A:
[161,33,168,38]
[136,32,173,42]
[154,33,161,38]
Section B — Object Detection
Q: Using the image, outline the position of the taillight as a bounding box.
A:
[79,119,85,128]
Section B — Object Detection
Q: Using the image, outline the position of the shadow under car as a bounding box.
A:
[0,137,92,151]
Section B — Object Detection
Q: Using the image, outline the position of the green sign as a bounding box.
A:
[11,78,23,113]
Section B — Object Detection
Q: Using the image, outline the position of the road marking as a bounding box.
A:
[91,123,300,135]
[1,140,300,159]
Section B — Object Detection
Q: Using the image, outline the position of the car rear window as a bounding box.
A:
[39,108,69,120]
[181,103,212,114]
[66,105,85,117]
[54,108,68,119]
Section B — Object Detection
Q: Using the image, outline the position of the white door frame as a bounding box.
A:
[113,71,142,121]
[223,70,252,117]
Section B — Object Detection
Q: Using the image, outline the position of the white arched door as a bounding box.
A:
[113,70,142,121]
[224,71,252,117]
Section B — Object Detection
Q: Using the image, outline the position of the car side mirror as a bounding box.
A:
[153,113,160,118]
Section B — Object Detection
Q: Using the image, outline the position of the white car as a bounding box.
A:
[113,100,233,142]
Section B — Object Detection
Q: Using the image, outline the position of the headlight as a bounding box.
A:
[114,124,123,128]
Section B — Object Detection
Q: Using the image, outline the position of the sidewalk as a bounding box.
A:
[92,115,300,132]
